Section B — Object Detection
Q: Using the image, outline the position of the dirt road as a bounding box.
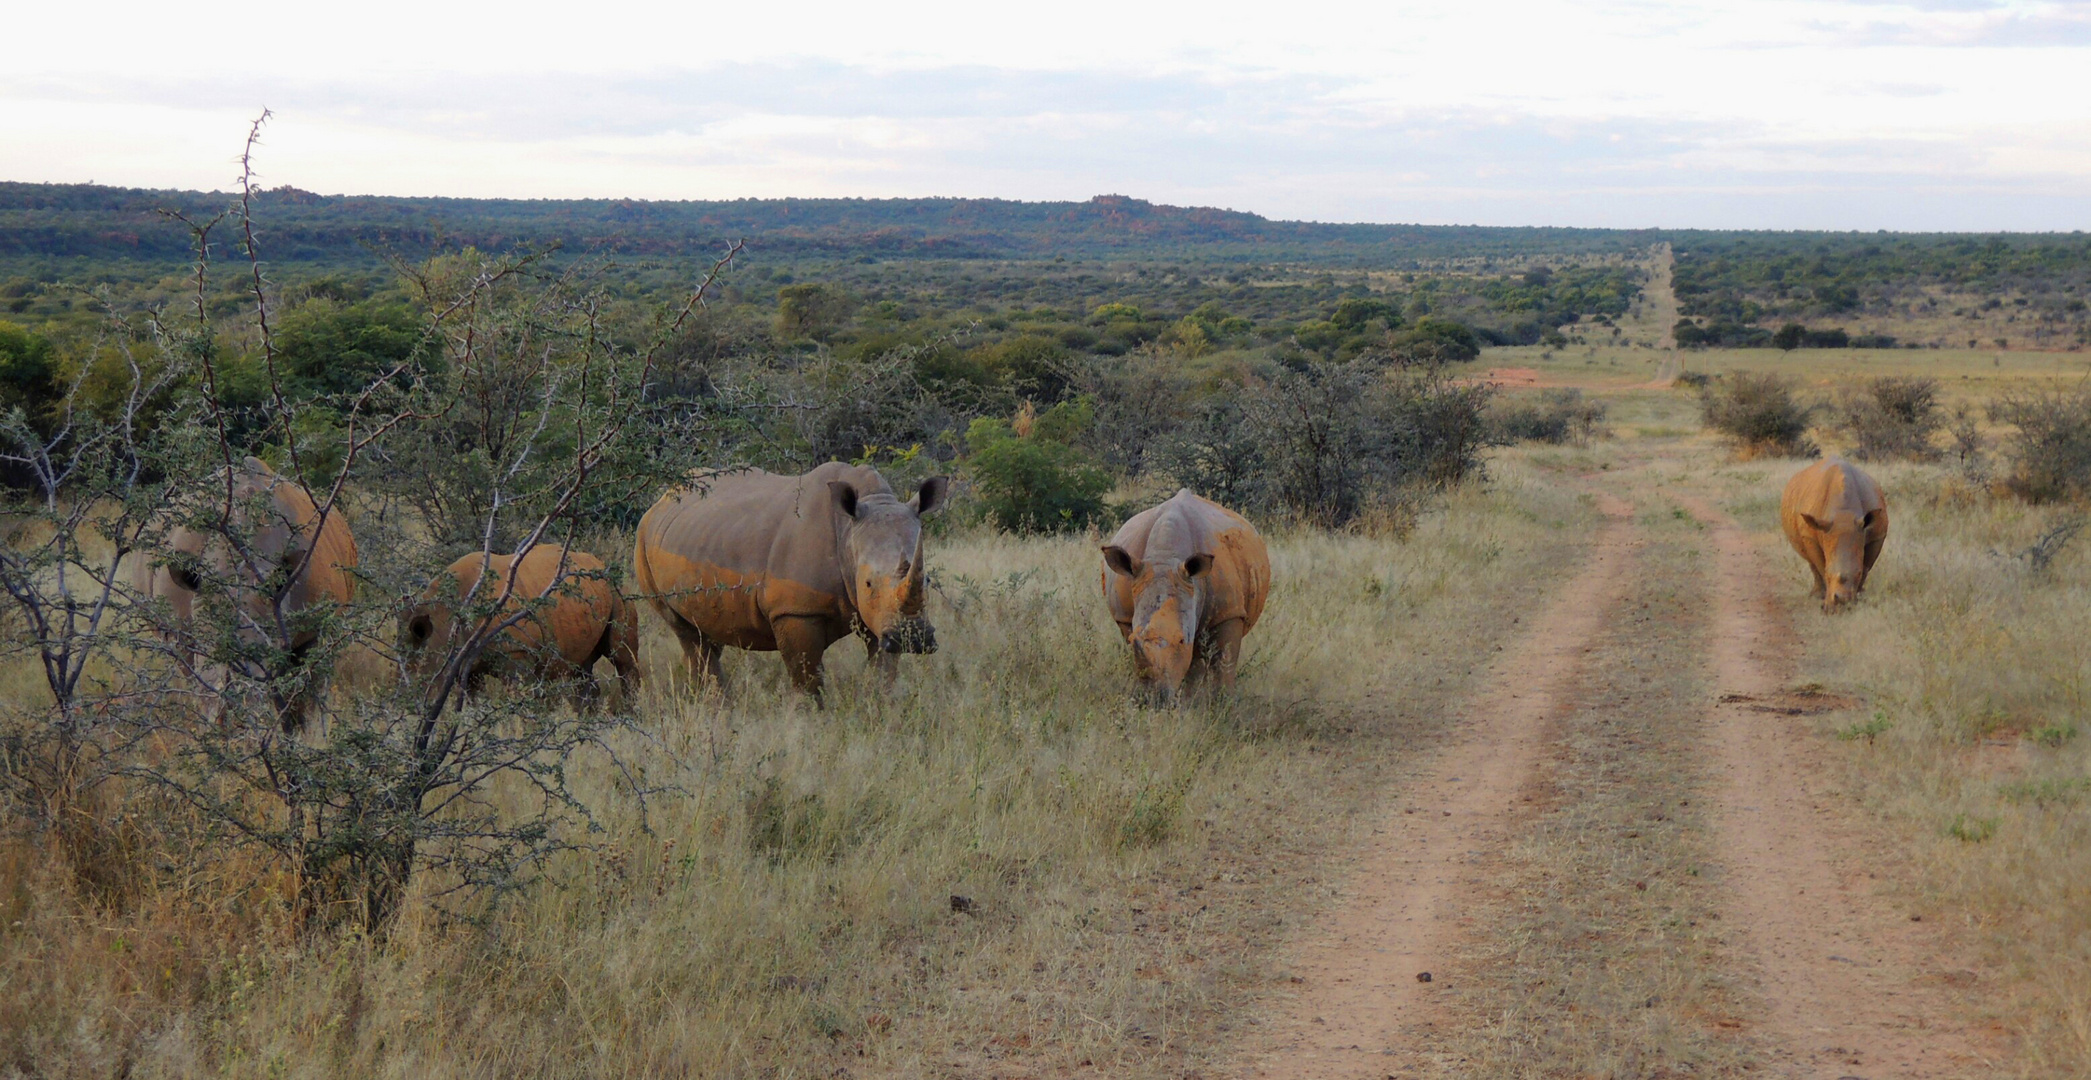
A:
[1237,468,1989,1078]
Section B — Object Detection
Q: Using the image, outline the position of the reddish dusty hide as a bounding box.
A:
[136,456,358,732]
[1102,489,1270,695]
[1780,458,1889,612]
[403,545,640,698]
[632,463,948,698]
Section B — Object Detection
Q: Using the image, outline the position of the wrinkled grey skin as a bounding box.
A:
[633,463,949,698]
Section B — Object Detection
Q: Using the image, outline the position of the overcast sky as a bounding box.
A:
[4,0,2088,230]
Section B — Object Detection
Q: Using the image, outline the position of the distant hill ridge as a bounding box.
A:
[0,182,1653,266]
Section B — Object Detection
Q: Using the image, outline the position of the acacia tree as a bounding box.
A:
[0,306,179,868]
[12,114,746,928]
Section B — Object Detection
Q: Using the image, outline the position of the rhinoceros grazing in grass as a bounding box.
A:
[1102,489,1270,697]
[1780,457,1888,612]
[632,463,949,698]
[137,456,359,733]
[402,544,640,700]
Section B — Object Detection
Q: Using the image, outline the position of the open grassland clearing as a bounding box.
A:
[0,466,1594,1078]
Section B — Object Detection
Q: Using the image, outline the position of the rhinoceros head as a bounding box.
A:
[1102,545,1213,696]
[1800,507,1878,612]
[831,476,949,653]
[163,458,321,635]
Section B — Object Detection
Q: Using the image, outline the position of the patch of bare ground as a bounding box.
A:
[1233,492,1639,1078]
[1430,498,1757,1077]
[1681,492,1999,1078]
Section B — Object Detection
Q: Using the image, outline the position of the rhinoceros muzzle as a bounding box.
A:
[880,620,938,655]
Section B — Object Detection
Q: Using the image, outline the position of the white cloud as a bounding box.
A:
[1,0,2087,228]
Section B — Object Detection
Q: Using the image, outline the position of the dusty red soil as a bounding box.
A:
[1236,493,1639,1078]
[1227,478,1993,1078]
[1682,493,1998,1078]
[1470,366,1545,387]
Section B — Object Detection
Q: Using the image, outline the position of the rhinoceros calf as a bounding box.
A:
[632,463,948,698]
[403,544,640,699]
[1102,489,1270,695]
[1780,457,1888,612]
[137,456,358,733]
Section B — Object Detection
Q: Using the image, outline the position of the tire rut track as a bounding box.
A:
[1237,492,1640,1078]
[1683,493,1995,1079]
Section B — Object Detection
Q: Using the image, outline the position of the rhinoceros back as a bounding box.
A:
[635,463,889,647]
[1106,490,1268,631]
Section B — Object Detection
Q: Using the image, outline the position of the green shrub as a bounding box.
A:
[967,334,1073,401]
[1490,388,1608,445]
[775,283,858,341]
[1836,376,1942,462]
[1150,391,1266,511]
[1699,372,1815,457]
[1993,382,2091,504]
[1232,361,1496,528]
[1390,317,1481,364]
[963,414,1114,534]
[0,320,59,422]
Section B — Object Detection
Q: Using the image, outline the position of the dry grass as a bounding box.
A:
[0,464,1594,1077]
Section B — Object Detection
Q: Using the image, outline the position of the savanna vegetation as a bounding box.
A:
[12,139,2091,1078]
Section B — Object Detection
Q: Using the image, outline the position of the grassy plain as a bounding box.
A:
[12,333,2091,1076]
[0,466,1594,1077]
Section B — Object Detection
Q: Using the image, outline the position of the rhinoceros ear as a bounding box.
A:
[1102,545,1141,578]
[910,476,951,517]
[828,480,860,519]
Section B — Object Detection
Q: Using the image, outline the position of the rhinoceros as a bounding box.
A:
[632,463,948,698]
[402,544,640,700]
[137,456,358,732]
[1102,489,1270,696]
[1780,457,1888,612]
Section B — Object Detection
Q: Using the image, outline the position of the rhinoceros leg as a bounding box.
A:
[659,607,727,694]
[775,616,831,700]
[607,612,643,695]
[585,614,644,702]
[685,636,725,694]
